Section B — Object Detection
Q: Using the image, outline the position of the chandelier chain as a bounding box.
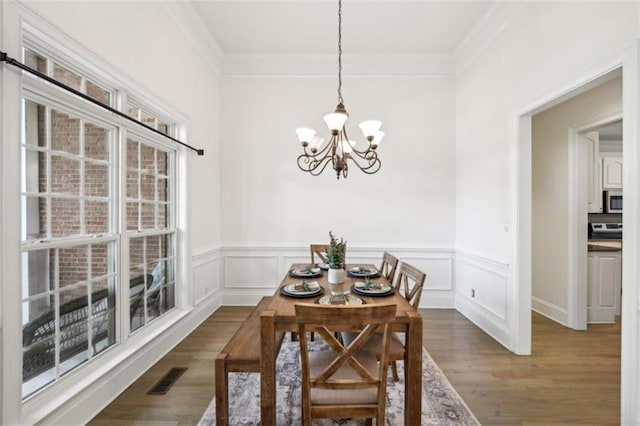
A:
[337,0,343,104]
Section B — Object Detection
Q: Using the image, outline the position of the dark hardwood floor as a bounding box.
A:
[89,308,621,425]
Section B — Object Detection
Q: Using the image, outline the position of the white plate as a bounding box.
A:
[354,282,392,294]
[317,263,329,270]
[348,267,379,277]
[283,283,321,296]
[290,267,322,276]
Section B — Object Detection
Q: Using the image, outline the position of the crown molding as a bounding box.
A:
[161,0,223,74]
[454,1,529,76]
[222,53,455,77]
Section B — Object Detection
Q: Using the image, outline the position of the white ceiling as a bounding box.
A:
[189,1,495,55]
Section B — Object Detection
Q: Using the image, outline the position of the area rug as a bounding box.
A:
[198,334,479,425]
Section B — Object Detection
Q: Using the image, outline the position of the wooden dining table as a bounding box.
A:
[259,263,423,425]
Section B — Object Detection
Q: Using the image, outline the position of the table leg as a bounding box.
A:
[260,311,276,426]
[214,353,228,425]
[404,311,423,425]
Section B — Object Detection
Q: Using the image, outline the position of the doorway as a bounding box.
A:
[515,55,638,422]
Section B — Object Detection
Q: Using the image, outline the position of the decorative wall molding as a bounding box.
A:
[161,0,223,73]
[454,248,511,349]
[220,245,455,308]
[454,1,528,76]
[192,247,221,305]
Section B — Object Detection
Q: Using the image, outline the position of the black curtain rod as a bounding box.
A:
[0,51,204,156]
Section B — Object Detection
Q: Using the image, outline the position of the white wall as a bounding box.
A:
[454,1,639,422]
[0,1,222,423]
[220,58,456,248]
[532,77,622,323]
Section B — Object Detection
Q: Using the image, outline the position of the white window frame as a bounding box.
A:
[0,17,191,421]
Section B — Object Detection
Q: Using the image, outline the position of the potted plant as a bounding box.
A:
[326,231,347,284]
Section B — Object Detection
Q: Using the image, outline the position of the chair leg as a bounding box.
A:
[391,361,399,382]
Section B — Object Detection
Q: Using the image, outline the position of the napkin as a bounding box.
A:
[329,290,349,304]
[293,281,320,292]
[356,281,382,290]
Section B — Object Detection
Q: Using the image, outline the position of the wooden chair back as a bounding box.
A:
[309,244,329,264]
[295,304,397,425]
[378,252,399,282]
[394,262,426,309]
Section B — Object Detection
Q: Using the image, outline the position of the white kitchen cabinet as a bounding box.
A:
[602,156,623,189]
[587,250,621,323]
[582,132,602,213]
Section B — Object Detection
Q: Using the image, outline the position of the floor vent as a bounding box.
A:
[147,367,187,395]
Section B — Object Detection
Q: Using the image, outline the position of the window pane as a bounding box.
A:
[91,244,110,279]
[51,155,80,195]
[85,200,109,234]
[22,150,45,194]
[157,121,169,135]
[53,63,82,91]
[141,110,155,128]
[141,202,155,229]
[156,177,167,202]
[140,144,154,172]
[141,173,155,200]
[126,202,139,231]
[85,81,110,105]
[158,203,168,229]
[23,195,48,239]
[24,100,46,148]
[24,49,47,73]
[85,162,109,197]
[126,104,140,120]
[22,249,54,298]
[157,150,168,176]
[51,110,80,155]
[51,198,80,238]
[127,139,139,169]
[58,245,88,288]
[84,123,109,161]
[126,170,139,198]
[129,237,145,268]
[146,235,160,263]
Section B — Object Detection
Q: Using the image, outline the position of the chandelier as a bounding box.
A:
[295,0,384,179]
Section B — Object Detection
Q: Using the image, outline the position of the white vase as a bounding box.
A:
[328,268,345,284]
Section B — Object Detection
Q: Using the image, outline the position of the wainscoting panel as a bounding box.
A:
[221,246,455,308]
[225,255,279,288]
[455,250,510,347]
[192,248,220,306]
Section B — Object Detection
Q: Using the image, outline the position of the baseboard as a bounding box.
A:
[454,248,511,350]
[532,296,568,326]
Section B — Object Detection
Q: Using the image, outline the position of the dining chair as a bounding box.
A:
[342,261,426,382]
[295,303,397,426]
[309,244,329,265]
[378,251,399,282]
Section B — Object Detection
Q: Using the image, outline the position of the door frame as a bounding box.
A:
[568,113,622,331]
[514,46,638,424]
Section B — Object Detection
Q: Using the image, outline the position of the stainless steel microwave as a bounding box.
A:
[604,190,622,213]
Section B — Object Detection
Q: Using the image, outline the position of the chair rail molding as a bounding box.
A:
[220,245,455,308]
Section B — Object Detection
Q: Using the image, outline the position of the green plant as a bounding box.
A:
[326,231,347,269]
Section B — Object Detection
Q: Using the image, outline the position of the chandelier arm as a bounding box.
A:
[298,154,334,176]
[301,135,335,157]
[347,155,381,174]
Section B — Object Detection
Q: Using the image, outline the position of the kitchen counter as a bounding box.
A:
[588,240,622,252]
